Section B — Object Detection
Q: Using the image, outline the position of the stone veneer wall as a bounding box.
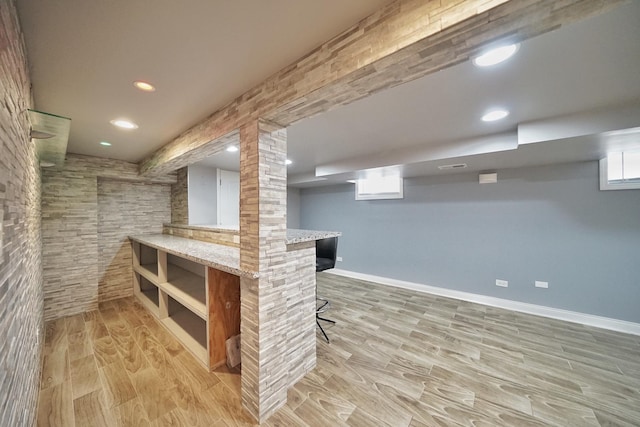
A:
[0,1,43,425]
[283,242,317,386]
[98,178,170,302]
[239,120,316,422]
[171,166,188,224]
[163,223,239,247]
[42,154,174,321]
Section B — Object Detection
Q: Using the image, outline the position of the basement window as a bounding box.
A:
[355,175,404,200]
[600,151,640,190]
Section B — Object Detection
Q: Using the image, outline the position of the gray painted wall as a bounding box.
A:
[188,164,217,225]
[287,187,301,229]
[300,161,640,323]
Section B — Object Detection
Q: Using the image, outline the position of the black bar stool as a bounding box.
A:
[316,237,338,343]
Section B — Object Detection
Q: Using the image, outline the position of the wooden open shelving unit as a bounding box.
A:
[132,241,240,370]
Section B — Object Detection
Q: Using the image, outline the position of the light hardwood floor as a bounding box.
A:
[38,274,640,426]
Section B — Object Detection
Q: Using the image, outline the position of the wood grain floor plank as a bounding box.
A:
[172,378,221,426]
[112,328,149,375]
[92,335,120,367]
[111,397,151,427]
[293,398,353,426]
[593,408,640,427]
[40,348,69,390]
[212,364,242,398]
[174,350,221,391]
[346,407,398,427]
[263,404,309,427]
[142,338,185,388]
[151,408,188,426]
[39,276,640,426]
[99,359,137,408]
[43,318,67,356]
[69,354,101,400]
[323,372,411,427]
[85,317,110,341]
[67,331,92,362]
[73,389,113,427]
[37,381,73,427]
[65,314,86,335]
[131,367,177,421]
[142,317,186,357]
[203,382,256,426]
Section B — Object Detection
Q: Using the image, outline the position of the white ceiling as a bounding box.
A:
[17,0,392,161]
[286,0,640,185]
[17,1,640,184]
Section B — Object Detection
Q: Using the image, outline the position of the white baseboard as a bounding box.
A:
[328,269,640,336]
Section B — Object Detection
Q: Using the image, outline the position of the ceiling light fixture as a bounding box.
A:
[100,141,111,146]
[40,161,55,168]
[482,109,510,122]
[133,81,156,92]
[473,43,519,67]
[110,119,138,129]
[285,159,293,165]
[226,145,238,152]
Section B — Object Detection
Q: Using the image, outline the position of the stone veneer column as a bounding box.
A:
[170,166,188,224]
[239,119,288,422]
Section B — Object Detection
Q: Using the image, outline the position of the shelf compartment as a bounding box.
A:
[135,263,159,284]
[161,264,206,320]
[133,242,160,282]
[134,273,159,316]
[162,296,208,366]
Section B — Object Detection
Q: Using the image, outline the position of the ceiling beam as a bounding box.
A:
[139,0,623,177]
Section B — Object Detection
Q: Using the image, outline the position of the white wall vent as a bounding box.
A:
[438,163,467,170]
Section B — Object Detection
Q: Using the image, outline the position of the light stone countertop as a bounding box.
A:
[130,229,340,278]
[161,224,341,244]
[285,229,341,244]
[129,234,258,278]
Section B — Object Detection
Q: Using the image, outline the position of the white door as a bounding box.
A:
[217,169,240,227]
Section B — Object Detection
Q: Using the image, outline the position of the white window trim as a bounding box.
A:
[355,177,404,200]
[599,158,640,191]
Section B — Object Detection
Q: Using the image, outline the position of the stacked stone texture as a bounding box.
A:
[98,178,171,302]
[171,167,188,224]
[238,121,318,421]
[163,223,239,247]
[42,154,174,320]
[0,1,42,425]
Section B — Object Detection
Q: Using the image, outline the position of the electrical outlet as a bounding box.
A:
[337,256,343,262]
[535,281,549,289]
[496,279,508,288]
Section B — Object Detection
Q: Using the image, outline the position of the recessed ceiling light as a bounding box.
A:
[110,119,138,129]
[285,159,293,165]
[482,109,510,122]
[133,81,155,92]
[100,141,111,146]
[226,145,238,152]
[473,44,519,67]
